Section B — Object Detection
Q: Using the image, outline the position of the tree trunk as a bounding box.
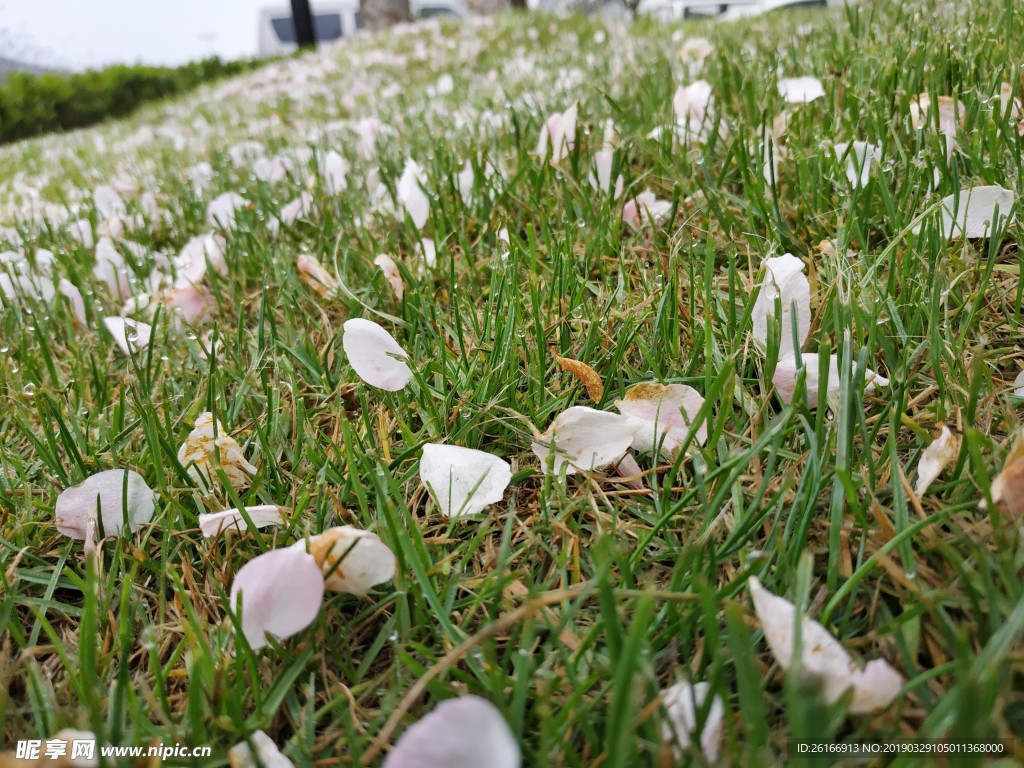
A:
[360,0,412,31]
[510,0,527,8]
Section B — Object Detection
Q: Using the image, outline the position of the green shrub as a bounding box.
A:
[0,56,257,145]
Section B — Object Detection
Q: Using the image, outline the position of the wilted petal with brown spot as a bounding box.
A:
[177,412,257,493]
[299,526,397,595]
[297,254,338,297]
[615,382,706,453]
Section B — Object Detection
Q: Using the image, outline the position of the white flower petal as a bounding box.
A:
[323,150,349,196]
[417,238,437,268]
[374,254,404,300]
[420,444,512,518]
[177,412,258,492]
[252,158,287,185]
[531,406,642,475]
[199,505,286,538]
[458,160,475,205]
[342,318,413,391]
[834,141,880,187]
[298,526,397,596]
[383,696,520,768]
[918,185,1016,239]
[206,192,247,230]
[174,234,227,289]
[281,192,313,226]
[55,468,155,540]
[228,731,294,768]
[93,237,131,299]
[93,184,126,220]
[397,159,430,229]
[103,317,152,355]
[751,254,811,358]
[615,382,706,453]
[772,353,889,408]
[914,425,958,497]
[69,219,94,249]
[749,577,902,713]
[778,76,825,104]
[229,547,324,651]
[661,681,724,763]
[1015,370,1024,398]
[58,278,87,325]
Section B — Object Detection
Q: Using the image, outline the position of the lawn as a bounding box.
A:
[1,0,1023,765]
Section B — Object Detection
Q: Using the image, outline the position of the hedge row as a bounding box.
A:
[0,57,259,145]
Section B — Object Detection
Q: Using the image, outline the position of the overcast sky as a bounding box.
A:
[0,0,312,70]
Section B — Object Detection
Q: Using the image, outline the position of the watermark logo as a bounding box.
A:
[16,739,95,761]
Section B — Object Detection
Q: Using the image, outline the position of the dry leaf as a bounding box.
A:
[554,354,604,401]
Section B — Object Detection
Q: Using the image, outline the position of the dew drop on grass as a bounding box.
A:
[572,307,582,319]
[22,383,35,396]
[389,630,399,643]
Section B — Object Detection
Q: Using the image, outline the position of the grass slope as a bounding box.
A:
[1,1,1023,765]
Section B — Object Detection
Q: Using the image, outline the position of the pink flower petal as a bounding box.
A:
[229,547,324,651]
[383,696,520,768]
[55,468,155,540]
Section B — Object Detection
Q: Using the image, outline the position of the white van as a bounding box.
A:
[258,1,472,57]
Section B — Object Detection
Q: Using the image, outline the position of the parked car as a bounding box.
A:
[635,0,826,21]
[259,1,472,57]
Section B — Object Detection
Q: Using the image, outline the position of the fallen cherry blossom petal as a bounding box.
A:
[174,234,227,289]
[177,412,257,492]
[297,254,338,297]
[615,382,706,453]
[103,317,152,355]
[417,238,437,268]
[613,452,645,490]
[772,353,889,408]
[93,237,132,299]
[69,219,94,249]
[93,184,126,220]
[420,444,512,518]
[914,425,958,497]
[342,318,413,391]
[751,254,811,358]
[661,681,724,763]
[199,505,286,538]
[622,190,672,228]
[281,192,313,226]
[55,468,155,540]
[1015,371,1024,397]
[229,731,294,768]
[323,150,349,196]
[778,76,825,104]
[206,192,247,230]
[229,546,324,651]
[834,141,881,187]
[914,185,1016,239]
[58,278,87,324]
[748,577,902,713]
[252,158,287,185]
[397,159,430,229]
[909,93,964,136]
[536,103,577,164]
[375,254,404,300]
[532,406,642,475]
[295,526,397,595]
[983,436,1024,516]
[382,696,520,768]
